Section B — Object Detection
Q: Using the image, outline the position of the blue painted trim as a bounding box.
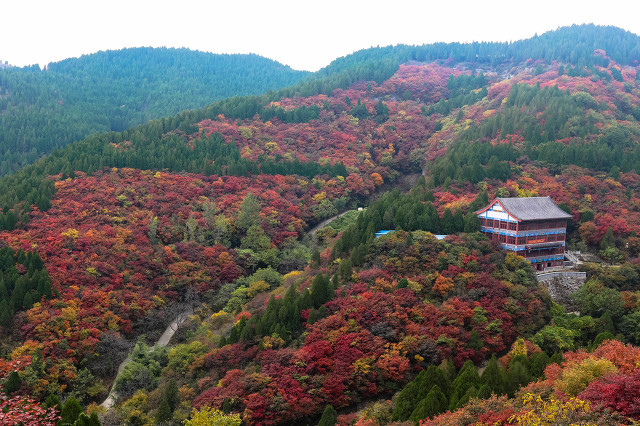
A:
[481,228,566,237]
[527,257,564,263]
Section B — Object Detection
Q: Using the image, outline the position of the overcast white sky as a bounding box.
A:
[1,0,639,71]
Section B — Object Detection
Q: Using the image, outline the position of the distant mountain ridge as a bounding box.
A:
[2,24,640,223]
[0,47,309,175]
[2,25,639,177]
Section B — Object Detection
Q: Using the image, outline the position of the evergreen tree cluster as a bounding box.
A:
[0,126,345,230]
[332,180,485,261]
[466,83,588,144]
[423,72,488,116]
[0,48,309,175]
[44,394,101,426]
[429,81,640,179]
[259,104,320,123]
[223,274,334,347]
[429,142,515,186]
[197,58,400,122]
[392,351,560,422]
[318,404,338,426]
[318,24,640,84]
[155,379,179,423]
[3,24,637,178]
[0,246,53,327]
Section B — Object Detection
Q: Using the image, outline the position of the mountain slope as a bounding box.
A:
[0,47,309,175]
[2,24,640,424]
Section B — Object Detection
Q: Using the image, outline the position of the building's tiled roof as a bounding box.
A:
[495,197,572,221]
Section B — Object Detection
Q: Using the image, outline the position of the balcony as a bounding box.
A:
[524,241,565,249]
[481,226,566,238]
[523,254,565,263]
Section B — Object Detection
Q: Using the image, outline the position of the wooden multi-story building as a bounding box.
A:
[475,197,572,271]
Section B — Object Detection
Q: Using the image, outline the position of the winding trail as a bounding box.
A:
[100,308,193,409]
[99,215,345,410]
[99,175,419,411]
[306,211,350,237]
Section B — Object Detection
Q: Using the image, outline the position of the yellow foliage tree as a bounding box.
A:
[247,280,271,298]
[511,393,595,426]
[264,141,279,154]
[557,357,617,396]
[183,407,242,426]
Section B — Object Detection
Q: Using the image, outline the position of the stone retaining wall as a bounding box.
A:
[536,271,587,307]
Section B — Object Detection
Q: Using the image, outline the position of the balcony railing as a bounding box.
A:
[481,226,566,238]
[522,254,565,263]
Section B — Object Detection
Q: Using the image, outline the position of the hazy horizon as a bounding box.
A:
[2,0,640,72]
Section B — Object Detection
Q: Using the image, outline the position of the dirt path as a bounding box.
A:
[306,211,350,237]
[100,308,193,409]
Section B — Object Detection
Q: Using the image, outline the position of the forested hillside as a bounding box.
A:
[0,48,309,175]
[2,24,640,424]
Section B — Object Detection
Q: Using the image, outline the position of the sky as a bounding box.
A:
[2,0,639,71]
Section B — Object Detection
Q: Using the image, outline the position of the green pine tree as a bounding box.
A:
[480,355,506,395]
[163,379,179,411]
[415,364,449,400]
[455,385,478,409]
[308,309,318,325]
[506,361,531,397]
[236,193,261,232]
[549,352,563,364]
[439,359,457,384]
[318,404,338,426]
[45,394,62,412]
[0,276,8,301]
[222,397,233,414]
[338,258,353,283]
[448,390,459,412]
[592,331,616,350]
[410,384,447,422]
[450,360,479,397]
[61,396,82,425]
[595,311,615,334]
[440,208,455,234]
[155,398,172,423]
[453,209,465,233]
[477,383,492,399]
[392,381,418,421]
[4,371,21,394]
[0,299,12,327]
[600,226,615,250]
[468,329,483,351]
[310,274,331,308]
[464,212,482,233]
[529,351,550,379]
[74,412,101,426]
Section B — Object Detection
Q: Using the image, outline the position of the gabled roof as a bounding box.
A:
[476,196,572,221]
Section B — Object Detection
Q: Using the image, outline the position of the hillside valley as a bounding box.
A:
[2,24,640,425]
